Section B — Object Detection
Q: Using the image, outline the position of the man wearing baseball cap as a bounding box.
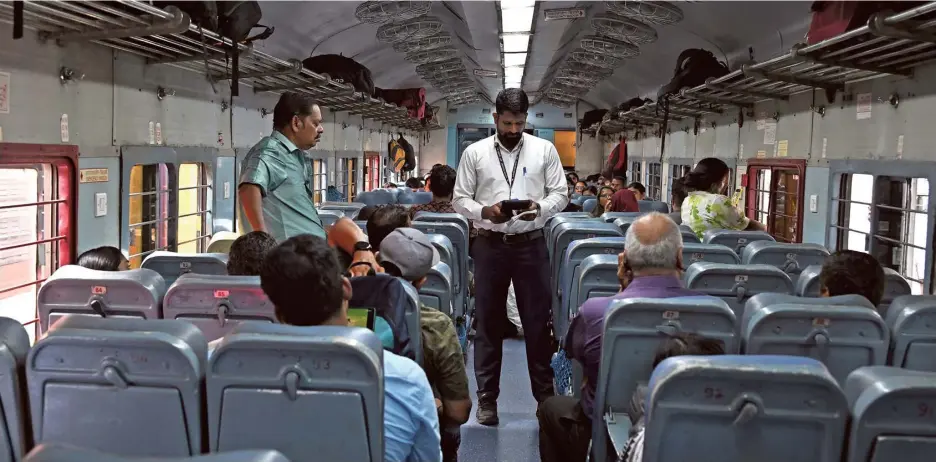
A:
[379,228,471,462]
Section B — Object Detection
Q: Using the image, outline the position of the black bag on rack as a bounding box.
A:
[303,54,376,96]
[154,1,274,44]
[657,49,730,100]
[618,97,653,113]
[579,109,609,131]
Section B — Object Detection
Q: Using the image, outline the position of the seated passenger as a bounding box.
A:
[76,246,129,271]
[610,176,626,192]
[573,181,587,195]
[409,165,459,218]
[368,205,412,250]
[627,182,646,201]
[406,177,423,192]
[584,186,597,197]
[820,250,886,307]
[356,205,380,222]
[682,157,767,239]
[537,212,701,462]
[261,234,441,462]
[563,182,584,213]
[227,231,278,276]
[669,176,688,225]
[589,186,615,218]
[607,189,640,213]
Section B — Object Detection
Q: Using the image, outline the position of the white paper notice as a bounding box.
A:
[857,93,872,120]
[148,121,155,145]
[897,135,904,159]
[763,122,777,145]
[821,137,828,158]
[756,112,766,130]
[0,71,9,114]
[155,122,163,145]
[60,114,69,143]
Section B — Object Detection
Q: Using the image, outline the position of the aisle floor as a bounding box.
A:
[459,339,541,462]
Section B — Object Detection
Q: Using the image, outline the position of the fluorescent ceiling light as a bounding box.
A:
[501,6,534,33]
[503,52,527,67]
[502,34,529,53]
[500,0,536,8]
[504,67,524,80]
[505,77,522,86]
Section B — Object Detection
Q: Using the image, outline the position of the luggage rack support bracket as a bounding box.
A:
[705,77,790,102]
[210,59,303,83]
[680,89,755,109]
[147,45,254,66]
[38,6,190,44]
[868,11,936,44]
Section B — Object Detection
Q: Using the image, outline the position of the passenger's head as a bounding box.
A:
[227,231,278,276]
[624,212,683,277]
[494,88,529,148]
[428,164,456,200]
[684,157,731,195]
[671,176,688,211]
[819,250,886,306]
[609,189,640,213]
[77,246,128,271]
[610,176,626,191]
[386,183,398,189]
[366,204,411,249]
[567,172,580,184]
[597,186,615,211]
[356,205,379,222]
[272,92,324,150]
[627,182,646,200]
[405,177,422,191]
[652,332,726,368]
[379,228,440,288]
[261,234,351,326]
[573,181,587,195]
[585,186,598,196]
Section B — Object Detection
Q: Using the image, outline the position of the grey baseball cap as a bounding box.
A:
[378,227,440,280]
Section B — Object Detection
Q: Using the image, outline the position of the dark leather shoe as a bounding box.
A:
[476,400,499,426]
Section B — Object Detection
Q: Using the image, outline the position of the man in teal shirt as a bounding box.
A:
[239,92,379,276]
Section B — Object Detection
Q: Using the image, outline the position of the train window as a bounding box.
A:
[335,158,358,201]
[365,152,380,191]
[312,159,327,205]
[835,174,930,294]
[745,160,805,243]
[647,162,662,201]
[128,164,172,268]
[669,163,691,202]
[177,163,212,254]
[630,161,642,184]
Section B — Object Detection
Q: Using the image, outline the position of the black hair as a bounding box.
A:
[587,185,598,195]
[612,176,627,185]
[683,157,730,194]
[261,234,344,326]
[671,176,688,208]
[627,182,646,194]
[366,205,411,249]
[272,92,319,130]
[495,88,529,114]
[428,164,456,198]
[591,186,615,218]
[405,177,422,189]
[652,332,726,368]
[356,205,379,222]
[820,250,886,306]
[76,246,126,271]
[227,231,278,276]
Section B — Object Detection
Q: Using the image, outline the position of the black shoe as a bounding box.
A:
[476,400,499,426]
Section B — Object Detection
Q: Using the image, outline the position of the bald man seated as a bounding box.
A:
[536,212,703,462]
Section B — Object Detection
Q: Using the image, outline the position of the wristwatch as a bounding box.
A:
[353,241,373,253]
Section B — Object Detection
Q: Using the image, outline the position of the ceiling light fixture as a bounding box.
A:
[501,6,534,33]
[501,33,529,53]
[503,52,527,67]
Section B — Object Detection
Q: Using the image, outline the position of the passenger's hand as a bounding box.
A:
[482,203,510,224]
[617,251,632,291]
[518,202,540,221]
[350,250,383,277]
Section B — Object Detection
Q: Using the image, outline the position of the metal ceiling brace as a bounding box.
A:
[38,5,190,44]
[666,101,723,115]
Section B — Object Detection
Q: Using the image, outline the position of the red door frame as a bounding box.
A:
[744,158,807,243]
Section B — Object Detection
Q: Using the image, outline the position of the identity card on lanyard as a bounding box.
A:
[494,139,524,199]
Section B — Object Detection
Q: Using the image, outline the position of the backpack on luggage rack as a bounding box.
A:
[303,54,376,96]
[376,87,427,119]
[603,140,628,180]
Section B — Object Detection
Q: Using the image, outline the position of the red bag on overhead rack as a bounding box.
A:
[375,87,426,119]
[806,1,923,44]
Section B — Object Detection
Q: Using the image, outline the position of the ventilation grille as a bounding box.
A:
[432,77,475,90]
[405,46,459,64]
[416,58,465,76]
[591,12,658,44]
[392,33,453,53]
[554,76,598,89]
[543,98,575,108]
[557,66,613,81]
[571,50,622,69]
[376,15,444,43]
[604,1,684,25]
[355,1,432,24]
[580,35,640,59]
[546,86,585,100]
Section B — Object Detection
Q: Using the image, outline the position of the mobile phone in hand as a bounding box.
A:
[500,199,533,215]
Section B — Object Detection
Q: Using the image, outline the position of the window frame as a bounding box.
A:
[127,163,175,267]
[335,156,359,201]
[667,160,692,205]
[176,162,212,253]
[0,142,77,333]
[646,162,663,201]
[744,158,806,243]
[630,160,643,185]
[364,152,381,191]
[312,159,327,205]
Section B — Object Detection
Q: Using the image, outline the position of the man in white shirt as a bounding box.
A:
[453,88,569,425]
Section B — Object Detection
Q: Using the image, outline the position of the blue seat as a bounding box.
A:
[600,211,641,223]
[354,189,396,206]
[582,198,597,213]
[885,295,936,372]
[742,293,875,335]
[678,225,700,243]
[593,297,738,462]
[316,210,343,228]
[741,241,830,275]
[28,316,207,457]
[24,445,291,462]
[742,302,888,384]
[0,318,29,461]
[844,366,936,462]
[681,243,740,266]
[207,325,382,462]
[702,229,775,255]
[412,222,468,317]
[644,355,847,462]
[545,214,595,253]
[319,202,364,219]
[411,212,469,249]
[637,200,668,213]
[37,265,165,336]
[141,251,228,287]
[571,196,586,206]
[425,234,460,318]
[162,274,275,342]
[354,220,367,230]
[555,237,625,339]
[612,217,637,235]
[684,262,793,321]
[350,274,422,365]
[397,190,432,205]
[420,262,454,317]
[550,222,623,303]
[570,254,620,321]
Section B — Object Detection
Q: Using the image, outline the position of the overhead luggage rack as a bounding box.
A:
[0,0,426,130]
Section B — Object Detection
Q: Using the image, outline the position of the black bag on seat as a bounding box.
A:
[397,135,416,172]
[349,274,419,362]
[302,54,376,96]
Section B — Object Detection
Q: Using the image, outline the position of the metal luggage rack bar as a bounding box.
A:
[0,0,425,131]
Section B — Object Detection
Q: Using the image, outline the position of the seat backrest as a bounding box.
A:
[316,210,343,228]
[354,220,367,230]
[420,262,453,317]
[411,212,469,244]
[141,251,228,287]
[600,211,642,223]
[0,318,30,461]
[681,243,740,266]
[742,303,888,384]
[612,217,637,235]
[206,232,239,254]
[679,225,701,243]
[397,190,432,205]
[163,274,275,342]
[319,202,364,219]
[573,255,620,321]
[795,264,823,297]
[637,200,669,213]
[582,198,597,213]
[702,229,775,255]
[844,366,936,462]
[37,265,165,335]
[207,325,382,462]
[741,241,830,275]
[742,293,875,335]
[880,268,912,312]
[412,222,468,315]
[645,355,847,462]
[551,222,623,293]
[28,316,207,457]
[545,215,595,251]
[684,262,793,320]
[354,189,397,206]
[349,274,422,364]
[885,295,936,372]
[556,237,625,339]
[24,445,291,462]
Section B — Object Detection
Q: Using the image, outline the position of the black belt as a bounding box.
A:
[476,228,543,244]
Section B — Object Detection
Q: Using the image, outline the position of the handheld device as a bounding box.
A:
[500,199,533,216]
[347,307,376,330]
[512,210,538,221]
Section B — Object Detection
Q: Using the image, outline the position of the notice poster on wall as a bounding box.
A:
[0,71,9,114]
[777,140,789,157]
[763,122,777,145]
[857,93,872,120]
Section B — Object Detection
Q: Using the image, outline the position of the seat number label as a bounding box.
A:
[735,275,748,282]
[662,310,679,320]
[91,286,107,295]
[214,290,230,299]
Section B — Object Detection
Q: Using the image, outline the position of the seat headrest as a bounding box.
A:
[24,444,292,462]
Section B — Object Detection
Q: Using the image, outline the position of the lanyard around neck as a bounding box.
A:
[494,138,523,197]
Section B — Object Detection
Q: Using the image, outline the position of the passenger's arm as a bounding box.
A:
[537,145,570,218]
[452,149,484,221]
[409,368,443,462]
[238,184,266,233]
[431,321,472,425]
[238,155,280,234]
[327,217,383,276]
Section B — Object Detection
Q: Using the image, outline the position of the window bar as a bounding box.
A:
[0,278,49,295]
[0,236,66,254]
[0,199,67,210]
